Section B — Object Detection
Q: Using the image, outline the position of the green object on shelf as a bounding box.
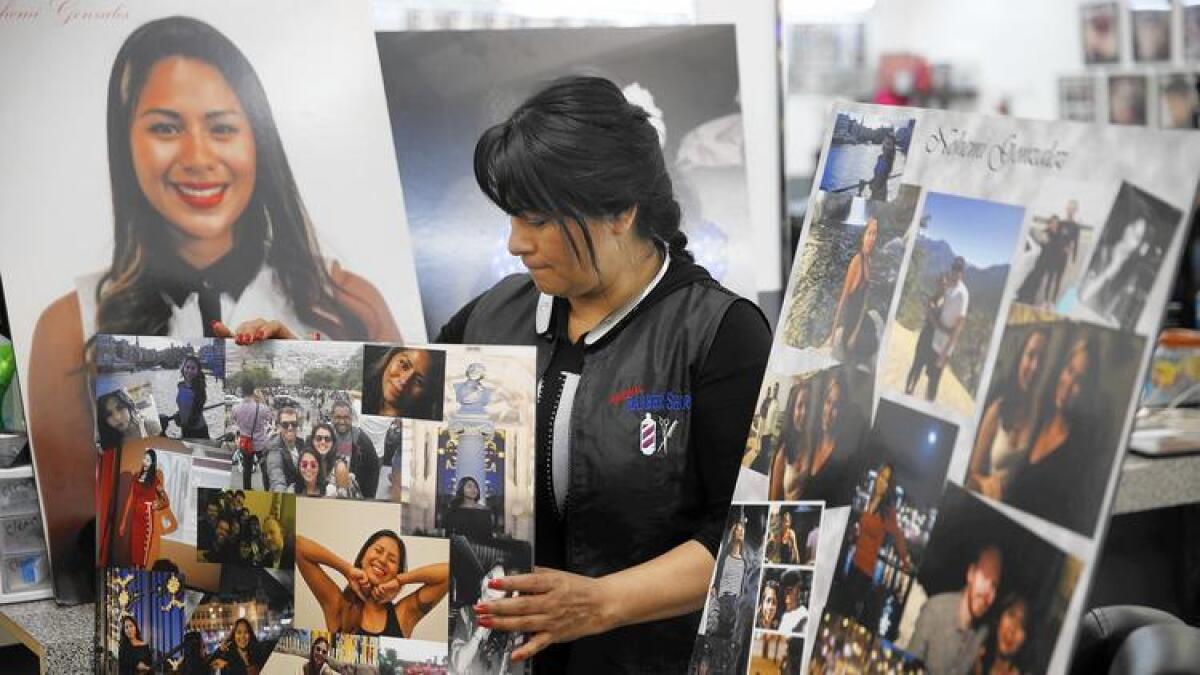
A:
[0,342,13,430]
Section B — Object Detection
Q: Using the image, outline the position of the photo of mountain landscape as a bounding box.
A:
[879,192,1026,420]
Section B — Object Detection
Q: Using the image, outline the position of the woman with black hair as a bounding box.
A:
[294,448,327,498]
[231,75,770,670]
[25,14,402,523]
[768,380,814,501]
[796,368,858,502]
[118,614,152,674]
[1005,333,1104,534]
[175,355,210,439]
[363,347,442,419]
[308,422,338,478]
[974,593,1030,675]
[1077,216,1150,328]
[295,530,449,637]
[838,463,911,630]
[97,389,150,451]
[175,630,208,675]
[444,476,494,540]
[118,449,176,567]
[209,618,265,675]
[756,580,781,630]
[968,328,1049,500]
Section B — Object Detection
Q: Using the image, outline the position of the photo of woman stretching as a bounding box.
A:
[968,328,1049,500]
[768,380,813,501]
[296,531,449,637]
[827,216,879,364]
[118,449,178,568]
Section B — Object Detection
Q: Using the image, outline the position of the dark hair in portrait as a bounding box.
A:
[361,346,446,420]
[338,529,408,629]
[473,75,692,266]
[97,389,138,449]
[99,15,365,338]
[138,448,158,486]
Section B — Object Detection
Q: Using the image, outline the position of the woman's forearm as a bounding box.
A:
[597,539,714,630]
[296,535,353,578]
[401,562,449,586]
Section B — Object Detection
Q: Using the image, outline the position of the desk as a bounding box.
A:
[0,599,92,674]
[1113,450,1200,514]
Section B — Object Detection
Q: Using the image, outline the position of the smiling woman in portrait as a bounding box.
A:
[27,15,403,480]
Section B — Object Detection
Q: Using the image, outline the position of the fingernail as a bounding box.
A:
[487,579,503,590]
[314,332,322,341]
[210,320,220,329]
[478,616,494,628]
[474,603,488,614]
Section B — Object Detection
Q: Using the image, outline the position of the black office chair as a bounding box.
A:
[1071,605,1200,675]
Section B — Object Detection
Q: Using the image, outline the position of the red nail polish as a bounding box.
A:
[479,616,494,628]
[314,332,322,341]
[488,579,503,590]
[474,603,487,613]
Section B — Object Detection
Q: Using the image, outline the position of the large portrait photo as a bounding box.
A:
[376,25,757,334]
[0,0,425,600]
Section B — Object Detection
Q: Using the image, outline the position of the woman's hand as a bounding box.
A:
[371,577,402,604]
[210,319,316,345]
[474,567,616,662]
[346,567,372,603]
[330,260,403,343]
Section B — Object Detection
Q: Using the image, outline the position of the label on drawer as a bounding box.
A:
[0,478,38,513]
[0,513,44,553]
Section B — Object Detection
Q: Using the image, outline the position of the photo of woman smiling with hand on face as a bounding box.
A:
[294,498,450,641]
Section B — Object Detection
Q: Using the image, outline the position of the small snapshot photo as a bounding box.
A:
[1159,73,1200,129]
[227,340,387,498]
[755,567,815,636]
[1109,75,1151,126]
[896,485,1083,675]
[880,192,1025,419]
[185,569,294,675]
[780,185,921,368]
[101,446,190,570]
[749,630,807,675]
[763,365,875,507]
[764,503,823,567]
[1131,4,1172,63]
[824,400,958,641]
[381,637,450,673]
[361,345,447,420]
[294,498,450,641]
[690,504,769,675]
[263,629,380,674]
[819,111,917,203]
[448,535,533,674]
[195,488,295,569]
[1058,76,1097,123]
[101,567,187,675]
[809,611,923,674]
[1011,179,1114,311]
[1081,1,1120,64]
[966,312,1145,536]
[94,334,226,446]
[404,347,537,543]
[1071,181,1181,331]
[95,383,163,451]
[1187,4,1200,61]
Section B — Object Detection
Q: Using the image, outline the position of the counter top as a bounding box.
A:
[0,599,92,674]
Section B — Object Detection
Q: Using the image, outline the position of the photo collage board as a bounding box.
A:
[94,336,535,674]
[694,104,1200,675]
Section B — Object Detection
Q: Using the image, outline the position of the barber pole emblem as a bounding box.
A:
[640,413,656,456]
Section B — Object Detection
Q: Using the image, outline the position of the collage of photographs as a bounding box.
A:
[93,339,536,674]
[1063,1,1200,126]
[689,501,824,675]
[714,105,1187,674]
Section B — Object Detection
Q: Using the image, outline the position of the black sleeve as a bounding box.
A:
[434,294,484,344]
[689,299,772,557]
